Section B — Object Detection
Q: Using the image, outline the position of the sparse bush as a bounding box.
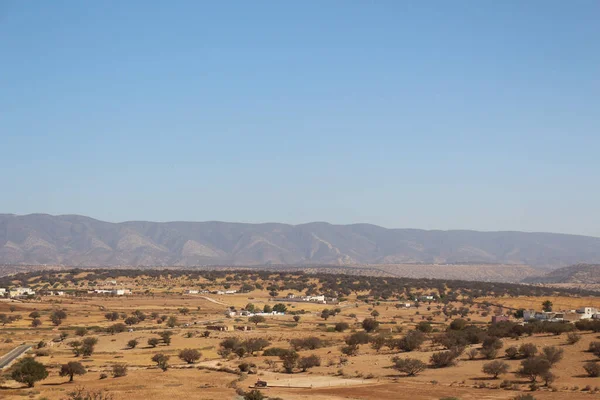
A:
[298,354,321,372]
[112,364,128,378]
[466,348,478,360]
[335,322,349,332]
[75,327,88,337]
[262,347,289,357]
[243,389,264,400]
[566,332,581,345]
[430,350,459,368]
[583,362,600,377]
[63,387,114,400]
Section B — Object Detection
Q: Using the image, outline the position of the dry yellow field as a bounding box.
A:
[1,271,599,400]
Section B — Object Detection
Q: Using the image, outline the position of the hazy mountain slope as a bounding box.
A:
[1,214,600,268]
[523,264,600,284]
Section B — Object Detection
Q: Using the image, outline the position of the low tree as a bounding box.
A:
[540,371,556,386]
[480,346,498,360]
[179,348,202,364]
[148,338,160,348]
[505,346,519,359]
[166,316,178,328]
[59,361,86,382]
[50,309,67,326]
[482,360,509,379]
[29,311,41,319]
[542,300,553,312]
[272,303,287,313]
[105,311,119,321]
[127,339,139,349]
[298,354,321,372]
[249,315,266,326]
[517,356,551,382]
[397,330,426,352]
[69,341,83,357]
[11,357,48,387]
[541,346,563,366]
[416,321,432,333]
[519,343,538,358]
[245,338,270,355]
[370,334,388,352]
[106,323,126,334]
[124,316,139,326]
[362,318,379,333]
[430,349,460,368]
[81,337,98,357]
[280,350,299,373]
[159,331,173,345]
[31,318,42,328]
[392,357,427,376]
[178,307,190,315]
[151,353,170,371]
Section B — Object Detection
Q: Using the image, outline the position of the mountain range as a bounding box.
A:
[1,213,600,268]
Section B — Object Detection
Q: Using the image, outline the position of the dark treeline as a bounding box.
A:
[1,268,597,299]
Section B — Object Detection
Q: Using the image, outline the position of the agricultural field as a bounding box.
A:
[0,269,599,400]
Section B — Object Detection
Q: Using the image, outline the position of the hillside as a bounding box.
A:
[523,263,600,284]
[1,213,600,269]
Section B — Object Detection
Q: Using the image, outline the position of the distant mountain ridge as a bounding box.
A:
[523,264,600,284]
[1,213,600,268]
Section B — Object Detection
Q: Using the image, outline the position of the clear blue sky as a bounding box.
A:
[1,1,599,236]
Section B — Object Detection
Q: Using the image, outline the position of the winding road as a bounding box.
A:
[0,344,31,369]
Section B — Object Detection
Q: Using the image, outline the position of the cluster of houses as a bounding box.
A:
[523,307,599,323]
[272,293,338,304]
[204,324,255,332]
[185,289,237,295]
[0,287,36,298]
[89,289,132,296]
[224,309,285,318]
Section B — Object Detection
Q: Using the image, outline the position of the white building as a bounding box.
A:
[185,290,199,294]
[0,288,6,295]
[9,287,35,298]
[93,289,131,296]
[577,307,598,320]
